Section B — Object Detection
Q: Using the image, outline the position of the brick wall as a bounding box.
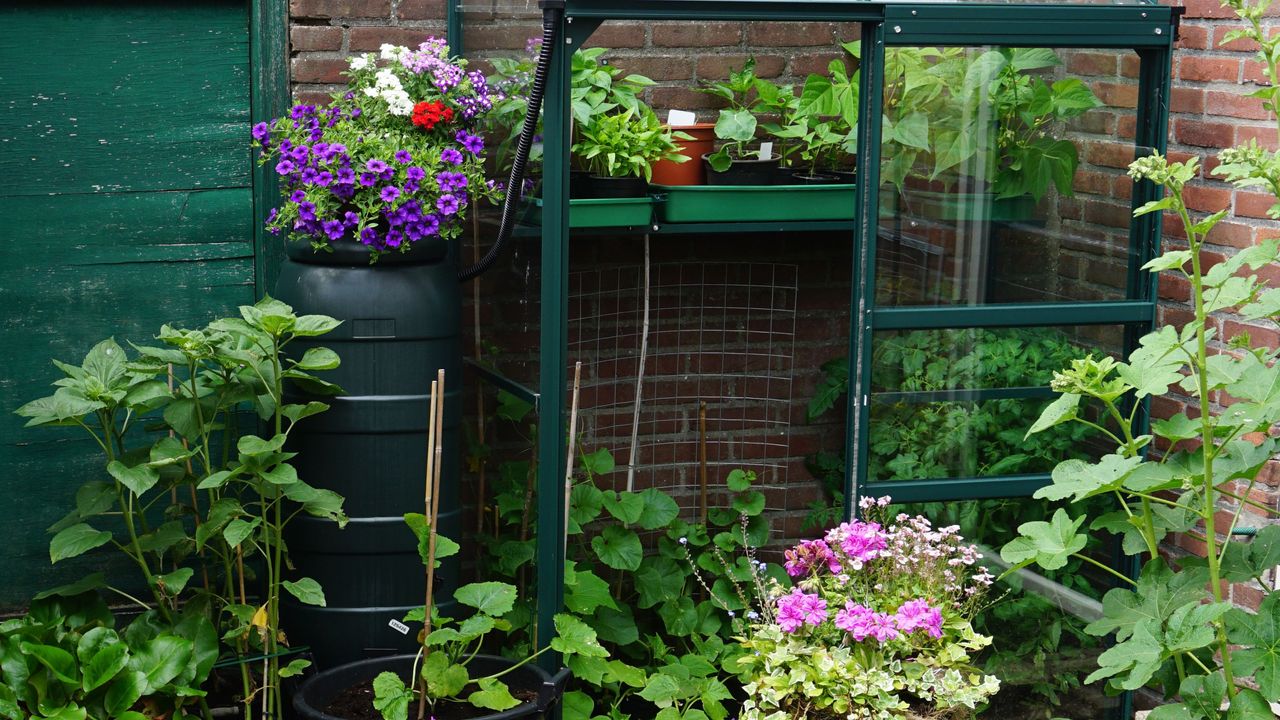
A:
[285,1,1280,600]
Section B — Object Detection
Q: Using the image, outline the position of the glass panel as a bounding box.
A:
[876,46,1148,306]
[867,325,1123,482]
[900,498,1122,720]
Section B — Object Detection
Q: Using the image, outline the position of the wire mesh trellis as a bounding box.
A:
[568,259,799,517]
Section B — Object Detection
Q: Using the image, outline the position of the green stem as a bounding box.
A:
[1072,553,1137,587]
[119,488,173,622]
[476,646,550,682]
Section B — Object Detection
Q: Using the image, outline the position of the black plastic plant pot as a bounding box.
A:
[585,174,649,198]
[702,153,781,186]
[293,654,567,720]
[784,172,841,186]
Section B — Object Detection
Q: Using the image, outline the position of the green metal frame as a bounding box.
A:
[449,5,1177,714]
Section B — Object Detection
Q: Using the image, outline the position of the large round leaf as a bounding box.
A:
[591,526,642,571]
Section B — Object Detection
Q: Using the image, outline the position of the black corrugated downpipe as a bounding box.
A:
[459,0,564,281]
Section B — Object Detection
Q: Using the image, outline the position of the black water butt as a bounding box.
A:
[274,235,462,668]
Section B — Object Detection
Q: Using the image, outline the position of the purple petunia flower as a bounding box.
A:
[337,167,356,184]
[440,148,463,166]
[289,190,307,203]
[343,211,359,227]
[322,219,345,240]
[381,186,401,203]
[315,170,333,187]
[359,227,379,247]
[359,173,377,187]
[289,145,310,162]
[297,201,316,221]
[455,130,484,154]
[394,150,412,164]
[366,159,388,173]
[266,208,278,223]
[252,122,271,143]
[275,160,296,176]
[406,166,426,182]
[300,167,319,184]
[436,193,460,215]
[385,229,404,248]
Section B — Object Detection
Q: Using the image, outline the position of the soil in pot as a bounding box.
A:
[323,681,539,720]
[703,153,781,186]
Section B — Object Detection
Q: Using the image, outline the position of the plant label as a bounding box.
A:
[666,109,697,126]
[758,142,773,161]
[387,618,411,635]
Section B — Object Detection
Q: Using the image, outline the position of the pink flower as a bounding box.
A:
[834,601,899,642]
[825,520,887,568]
[784,539,841,577]
[775,589,827,633]
[895,599,943,639]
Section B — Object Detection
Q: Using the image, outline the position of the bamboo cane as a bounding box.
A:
[564,362,583,556]
[699,401,709,527]
[417,376,441,720]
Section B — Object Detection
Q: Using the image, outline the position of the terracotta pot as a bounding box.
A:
[651,122,716,186]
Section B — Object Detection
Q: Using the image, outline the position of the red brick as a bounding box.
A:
[1118,115,1137,140]
[292,89,333,106]
[290,25,343,52]
[1179,0,1239,19]
[290,0,390,19]
[349,26,442,51]
[1068,110,1115,135]
[696,55,786,81]
[1171,87,1206,114]
[584,22,647,49]
[1175,118,1236,148]
[1160,272,1193,301]
[1073,169,1113,195]
[612,56,694,82]
[1237,191,1279,219]
[1215,24,1262,52]
[746,22,835,47]
[1177,23,1212,50]
[1094,82,1139,109]
[1244,60,1275,83]
[1224,319,1280,348]
[291,56,349,84]
[652,22,742,48]
[1233,583,1267,611]
[1067,51,1118,76]
[1210,220,1260,249]
[1086,140,1138,169]
[790,52,848,78]
[1179,55,1241,83]
[1235,124,1280,150]
[1206,90,1271,120]
[648,86,723,112]
[1183,183,1231,213]
[396,0,443,20]
[1083,198,1131,228]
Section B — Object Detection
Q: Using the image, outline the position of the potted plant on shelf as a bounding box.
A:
[571,109,689,198]
[698,59,781,185]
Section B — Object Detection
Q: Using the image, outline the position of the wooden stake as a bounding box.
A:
[564,362,583,556]
[418,375,441,720]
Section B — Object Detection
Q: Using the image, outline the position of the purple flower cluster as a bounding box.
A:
[775,589,827,634]
[825,520,888,570]
[784,539,841,578]
[833,603,899,642]
[399,39,494,118]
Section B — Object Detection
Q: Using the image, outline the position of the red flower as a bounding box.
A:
[412,100,454,130]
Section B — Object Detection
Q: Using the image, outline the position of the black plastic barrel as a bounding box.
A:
[274,236,461,668]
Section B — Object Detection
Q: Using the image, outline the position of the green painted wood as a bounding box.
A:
[0,0,255,608]
[251,0,290,296]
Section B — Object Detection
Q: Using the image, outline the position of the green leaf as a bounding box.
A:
[21,643,78,686]
[1229,688,1274,719]
[593,605,640,646]
[1087,560,1209,641]
[223,518,260,548]
[636,488,680,530]
[731,490,765,516]
[454,582,516,616]
[1228,592,1280,700]
[294,347,340,371]
[1011,47,1061,71]
[107,461,160,497]
[1179,672,1228,719]
[1025,392,1080,438]
[469,678,521,711]
[236,433,287,457]
[635,556,685,609]
[277,658,311,678]
[260,462,299,486]
[581,448,615,476]
[551,614,608,658]
[32,573,105,601]
[281,401,329,423]
[50,523,112,563]
[292,314,342,337]
[0,686,19,720]
[1000,508,1087,571]
[421,653,469,698]
[282,578,327,607]
[1034,454,1142,503]
[565,570,618,615]
[372,671,412,720]
[562,690,594,720]
[639,673,682,706]
[154,568,194,596]
[495,390,533,422]
[892,111,929,151]
[197,470,234,490]
[1084,619,1163,690]
[127,635,191,693]
[104,671,146,717]
[82,641,128,692]
[591,525,643,571]
[725,468,753,492]
[603,491,645,525]
[713,108,756,143]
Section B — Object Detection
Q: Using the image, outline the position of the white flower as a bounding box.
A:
[374,69,402,90]
[349,55,369,71]
[380,43,407,61]
[362,87,378,97]
[383,89,413,116]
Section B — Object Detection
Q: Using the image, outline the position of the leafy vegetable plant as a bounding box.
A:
[16,296,347,720]
[571,109,689,182]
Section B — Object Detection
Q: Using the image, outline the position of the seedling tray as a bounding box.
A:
[653,183,856,223]
[526,197,655,228]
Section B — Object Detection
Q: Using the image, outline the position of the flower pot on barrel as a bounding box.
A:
[252,38,503,668]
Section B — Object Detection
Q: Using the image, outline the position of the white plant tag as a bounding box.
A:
[758,142,773,160]
[387,618,410,635]
[666,109,697,126]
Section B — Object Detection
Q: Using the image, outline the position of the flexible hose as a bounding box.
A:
[459,4,562,281]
